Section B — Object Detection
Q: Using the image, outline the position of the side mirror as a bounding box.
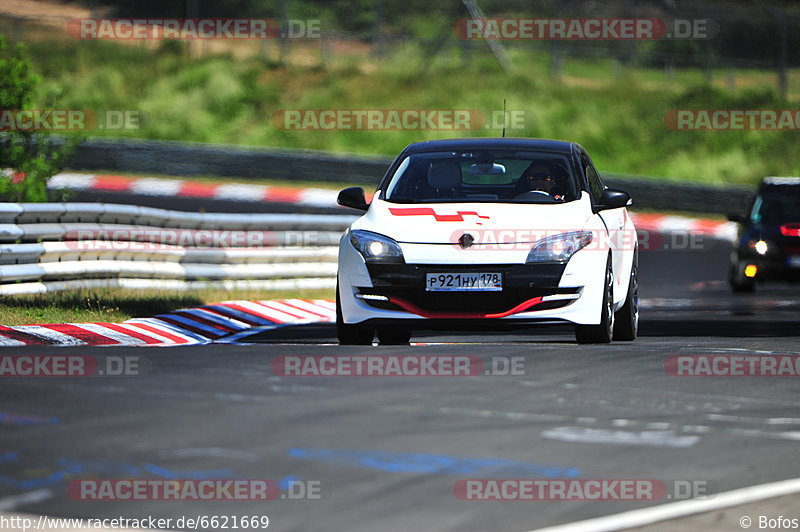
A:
[597,188,631,211]
[337,187,369,211]
[727,213,744,223]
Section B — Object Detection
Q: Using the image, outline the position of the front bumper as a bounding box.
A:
[361,263,578,315]
[733,253,800,282]
[338,235,608,326]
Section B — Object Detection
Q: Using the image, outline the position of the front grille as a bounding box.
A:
[361,263,573,314]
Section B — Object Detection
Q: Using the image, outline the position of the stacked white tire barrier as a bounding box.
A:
[0,202,355,295]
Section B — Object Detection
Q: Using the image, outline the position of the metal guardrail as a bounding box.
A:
[62,138,393,186]
[0,202,357,229]
[44,138,754,216]
[0,202,354,296]
[602,173,753,216]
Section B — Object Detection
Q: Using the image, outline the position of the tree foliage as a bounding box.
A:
[0,34,77,202]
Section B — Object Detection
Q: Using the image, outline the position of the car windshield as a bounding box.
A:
[382,150,579,204]
[751,191,800,225]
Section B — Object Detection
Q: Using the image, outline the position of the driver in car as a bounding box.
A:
[520,163,566,201]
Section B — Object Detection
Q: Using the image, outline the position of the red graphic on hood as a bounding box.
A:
[388,208,491,225]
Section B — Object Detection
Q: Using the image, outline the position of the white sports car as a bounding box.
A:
[336,138,638,345]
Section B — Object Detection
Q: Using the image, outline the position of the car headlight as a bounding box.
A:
[526,231,593,263]
[748,239,768,255]
[349,230,405,263]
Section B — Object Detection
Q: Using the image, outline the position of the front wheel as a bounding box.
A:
[575,256,614,344]
[613,250,638,341]
[336,283,374,345]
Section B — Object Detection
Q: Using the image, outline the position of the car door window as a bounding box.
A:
[582,156,605,203]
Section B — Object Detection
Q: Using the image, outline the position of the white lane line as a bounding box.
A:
[0,489,53,511]
[768,418,800,425]
[157,447,259,461]
[530,477,800,532]
[541,427,700,448]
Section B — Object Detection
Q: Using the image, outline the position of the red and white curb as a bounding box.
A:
[44,172,737,240]
[0,299,335,347]
[47,172,341,208]
[631,213,737,241]
[0,293,736,347]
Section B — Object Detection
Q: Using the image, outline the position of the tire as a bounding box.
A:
[729,261,755,293]
[575,256,614,344]
[377,327,412,345]
[336,283,374,345]
[613,249,638,341]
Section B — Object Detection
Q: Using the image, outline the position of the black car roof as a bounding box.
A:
[402,138,577,155]
[760,177,800,188]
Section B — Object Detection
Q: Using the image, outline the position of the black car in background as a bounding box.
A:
[728,177,800,292]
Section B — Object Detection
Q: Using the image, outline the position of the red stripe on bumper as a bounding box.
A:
[387,296,544,319]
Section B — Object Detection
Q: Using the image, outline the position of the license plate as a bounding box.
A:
[789,255,800,268]
[425,272,502,291]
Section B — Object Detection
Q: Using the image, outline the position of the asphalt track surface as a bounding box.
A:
[3,195,800,531]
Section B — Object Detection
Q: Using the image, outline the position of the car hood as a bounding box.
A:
[351,196,593,245]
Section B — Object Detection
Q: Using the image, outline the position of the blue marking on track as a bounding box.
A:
[0,461,83,490]
[279,476,299,490]
[0,412,59,425]
[0,452,19,464]
[289,448,580,477]
[0,456,234,490]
